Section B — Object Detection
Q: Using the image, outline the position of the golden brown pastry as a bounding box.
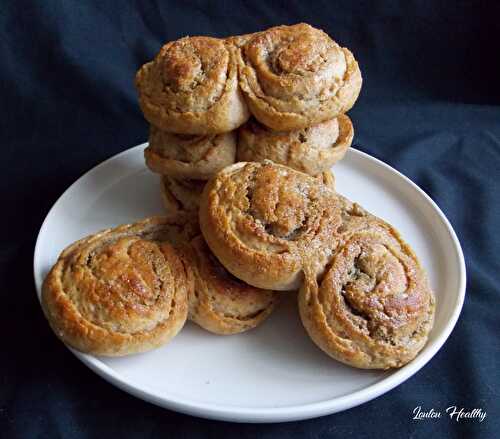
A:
[199,161,342,290]
[226,33,257,48]
[187,236,279,334]
[160,176,205,213]
[236,23,362,131]
[145,127,236,180]
[135,36,250,134]
[41,216,197,356]
[298,208,435,369]
[237,115,353,175]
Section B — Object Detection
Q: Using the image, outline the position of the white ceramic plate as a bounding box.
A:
[33,144,465,423]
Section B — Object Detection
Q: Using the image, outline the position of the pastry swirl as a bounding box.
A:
[237,115,353,175]
[237,23,362,131]
[199,161,342,290]
[187,236,279,334]
[136,36,250,134]
[160,176,205,213]
[145,126,236,180]
[299,214,435,369]
[41,216,196,356]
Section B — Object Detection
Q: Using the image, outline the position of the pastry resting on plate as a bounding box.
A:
[145,127,236,180]
[186,236,279,335]
[42,213,278,352]
[236,23,362,131]
[135,36,249,134]
[41,216,197,356]
[298,201,435,369]
[199,161,341,291]
[237,115,353,175]
[160,176,205,213]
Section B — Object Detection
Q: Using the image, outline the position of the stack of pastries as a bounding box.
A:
[137,23,360,211]
[137,33,245,212]
[41,24,435,370]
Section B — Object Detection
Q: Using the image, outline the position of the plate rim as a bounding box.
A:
[33,143,466,423]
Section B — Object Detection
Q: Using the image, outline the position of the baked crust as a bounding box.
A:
[135,36,250,134]
[315,169,335,190]
[199,161,342,290]
[237,115,353,175]
[160,176,205,212]
[41,216,197,356]
[298,204,435,369]
[186,236,279,334]
[225,33,257,48]
[145,127,236,180]
[236,23,362,131]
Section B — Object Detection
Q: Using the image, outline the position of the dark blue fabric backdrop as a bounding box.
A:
[1,1,499,437]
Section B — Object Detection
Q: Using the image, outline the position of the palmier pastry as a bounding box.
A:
[298,214,435,369]
[160,176,205,212]
[145,127,236,180]
[187,236,279,334]
[135,36,249,134]
[199,161,342,290]
[41,216,196,356]
[237,23,362,131]
[237,115,353,175]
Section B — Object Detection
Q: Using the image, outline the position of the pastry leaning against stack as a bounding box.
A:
[41,23,435,371]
